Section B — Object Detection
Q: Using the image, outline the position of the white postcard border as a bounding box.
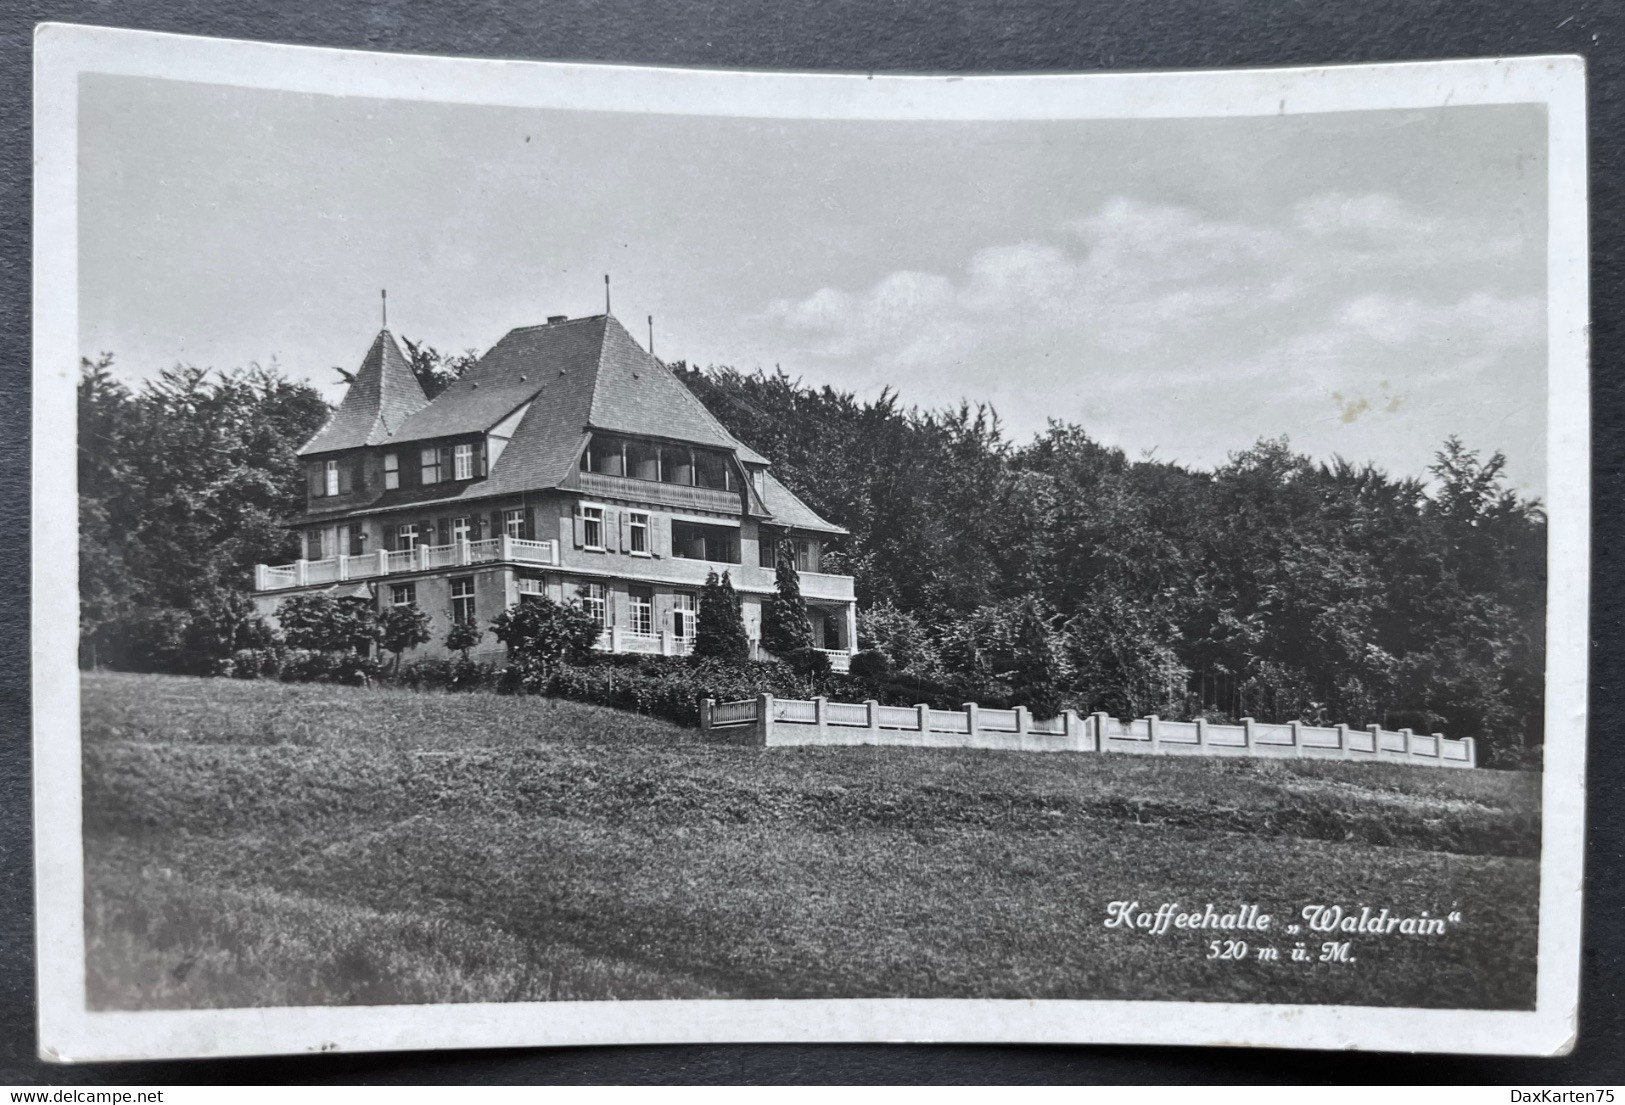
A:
[31,24,1590,1061]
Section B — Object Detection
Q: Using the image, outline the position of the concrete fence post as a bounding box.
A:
[964,702,981,744]
[757,692,774,747]
[1148,714,1161,755]
[1432,731,1445,759]
[1288,720,1302,757]
[501,534,514,561]
[699,697,714,732]
[1464,737,1477,769]
[338,554,350,581]
[1401,727,1414,760]
[1241,717,1255,754]
[376,549,389,577]
[417,545,430,571]
[458,539,472,567]
[1194,717,1207,749]
[866,699,881,741]
[915,703,930,735]
[295,559,309,586]
[1336,723,1349,759]
[1064,710,1083,751]
[814,695,828,741]
[255,564,268,590]
[1093,712,1112,753]
[1015,705,1031,735]
[1368,723,1383,757]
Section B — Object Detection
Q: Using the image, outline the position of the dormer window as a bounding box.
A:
[454,443,474,480]
[384,452,399,490]
[421,446,441,485]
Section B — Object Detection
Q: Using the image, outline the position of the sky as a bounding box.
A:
[78,75,1549,497]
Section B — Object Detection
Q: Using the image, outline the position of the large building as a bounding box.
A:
[252,313,857,668]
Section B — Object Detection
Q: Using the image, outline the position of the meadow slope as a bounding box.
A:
[81,672,1541,1010]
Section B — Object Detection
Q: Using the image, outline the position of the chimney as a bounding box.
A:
[547,315,568,324]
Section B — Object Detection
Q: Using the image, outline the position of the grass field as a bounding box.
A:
[81,671,1541,1010]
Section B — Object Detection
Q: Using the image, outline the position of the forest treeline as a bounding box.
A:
[78,351,1546,765]
[673,364,1546,765]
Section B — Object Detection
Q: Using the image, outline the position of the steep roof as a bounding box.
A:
[758,471,848,536]
[298,330,427,456]
[376,314,766,472]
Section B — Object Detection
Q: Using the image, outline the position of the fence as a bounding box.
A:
[699,694,1476,769]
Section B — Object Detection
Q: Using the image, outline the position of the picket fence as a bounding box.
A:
[699,693,1476,769]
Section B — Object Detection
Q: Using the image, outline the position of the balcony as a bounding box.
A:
[255,536,560,591]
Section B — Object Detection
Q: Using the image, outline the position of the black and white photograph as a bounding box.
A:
[30,26,1589,1061]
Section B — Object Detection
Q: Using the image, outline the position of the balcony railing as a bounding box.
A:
[255,536,561,591]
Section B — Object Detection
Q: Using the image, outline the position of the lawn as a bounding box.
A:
[81,671,1542,1011]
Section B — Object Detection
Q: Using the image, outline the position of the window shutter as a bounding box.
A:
[653,514,669,557]
[476,440,488,477]
[490,510,502,539]
[603,509,618,550]
[440,446,454,479]
[572,505,585,549]
[308,465,323,498]
[337,462,353,494]
[620,512,632,553]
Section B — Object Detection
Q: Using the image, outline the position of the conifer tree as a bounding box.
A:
[762,540,815,658]
[694,569,750,663]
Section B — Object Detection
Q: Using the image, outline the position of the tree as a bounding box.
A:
[378,603,433,670]
[491,596,603,686]
[445,619,485,662]
[276,593,380,654]
[400,337,480,400]
[1009,598,1064,720]
[693,569,750,663]
[761,540,815,658]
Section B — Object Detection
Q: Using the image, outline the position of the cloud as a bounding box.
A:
[759,192,1539,387]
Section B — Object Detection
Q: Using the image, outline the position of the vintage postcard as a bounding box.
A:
[32,25,1588,1060]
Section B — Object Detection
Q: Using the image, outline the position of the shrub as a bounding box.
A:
[379,603,433,669]
[781,646,831,679]
[444,620,485,661]
[227,648,285,680]
[278,648,384,685]
[544,657,799,727]
[276,594,381,655]
[847,649,893,681]
[490,596,601,690]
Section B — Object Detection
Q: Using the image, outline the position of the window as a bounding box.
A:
[582,505,604,550]
[758,533,779,569]
[694,452,731,490]
[451,516,471,544]
[324,459,339,497]
[671,520,739,563]
[397,523,419,551]
[504,509,526,540]
[795,539,812,572]
[454,443,474,480]
[751,469,765,494]
[450,577,476,624]
[672,593,696,640]
[629,588,653,636]
[384,452,399,489]
[578,582,606,628]
[421,446,441,485]
[391,583,416,607]
[307,529,325,560]
[628,511,649,554]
